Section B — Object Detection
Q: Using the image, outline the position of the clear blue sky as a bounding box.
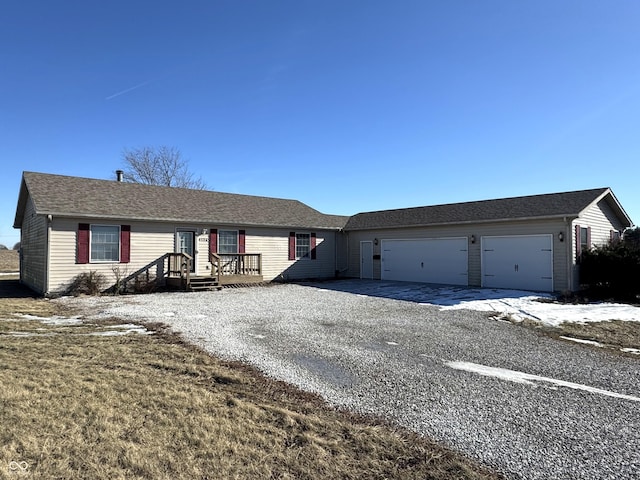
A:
[2,1,639,248]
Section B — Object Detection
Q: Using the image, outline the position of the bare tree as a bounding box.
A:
[121,146,207,189]
[12,242,20,250]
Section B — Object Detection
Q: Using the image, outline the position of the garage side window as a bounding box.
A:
[580,227,589,251]
[575,224,591,259]
[91,225,120,262]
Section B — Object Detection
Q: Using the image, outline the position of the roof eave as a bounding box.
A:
[584,188,633,228]
[38,212,345,231]
[12,177,29,229]
[344,213,580,231]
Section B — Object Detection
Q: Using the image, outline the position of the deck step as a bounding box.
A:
[188,277,222,292]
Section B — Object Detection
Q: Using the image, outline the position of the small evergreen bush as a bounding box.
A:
[580,227,640,302]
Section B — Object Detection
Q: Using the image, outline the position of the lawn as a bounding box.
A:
[0,294,501,480]
[0,250,18,273]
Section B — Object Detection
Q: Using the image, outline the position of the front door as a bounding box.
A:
[176,230,196,273]
[360,241,374,279]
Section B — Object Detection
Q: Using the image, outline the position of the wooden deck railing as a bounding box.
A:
[166,252,192,288]
[209,253,262,278]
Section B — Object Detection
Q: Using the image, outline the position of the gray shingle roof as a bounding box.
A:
[16,172,348,230]
[344,188,618,231]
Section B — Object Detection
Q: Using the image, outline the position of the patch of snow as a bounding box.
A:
[5,315,151,336]
[621,348,640,355]
[440,294,640,326]
[15,314,84,325]
[91,326,153,336]
[559,336,604,347]
[385,341,399,345]
[446,361,640,403]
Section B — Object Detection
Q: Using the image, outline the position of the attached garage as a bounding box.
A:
[381,237,468,285]
[482,235,553,292]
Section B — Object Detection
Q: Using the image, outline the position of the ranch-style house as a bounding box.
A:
[13,171,633,296]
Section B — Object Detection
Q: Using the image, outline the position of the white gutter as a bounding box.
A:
[45,214,52,296]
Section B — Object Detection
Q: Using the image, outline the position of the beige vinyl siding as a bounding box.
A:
[214,227,338,281]
[347,218,570,291]
[47,221,339,292]
[335,231,349,275]
[574,199,627,252]
[570,198,626,290]
[20,197,48,294]
[49,219,176,293]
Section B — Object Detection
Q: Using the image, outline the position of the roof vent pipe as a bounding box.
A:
[116,170,124,182]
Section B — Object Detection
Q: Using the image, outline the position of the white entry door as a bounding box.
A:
[381,238,468,285]
[177,230,196,272]
[360,241,373,279]
[482,235,553,292]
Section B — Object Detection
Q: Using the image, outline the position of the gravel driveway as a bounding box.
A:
[64,280,640,480]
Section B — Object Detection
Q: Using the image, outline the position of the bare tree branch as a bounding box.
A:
[121,146,207,189]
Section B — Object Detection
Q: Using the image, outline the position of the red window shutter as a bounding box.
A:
[209,228,218,254]
[310,232,317,260]
[239,230,246,254]
[120,225,131,263]
[289,232,296,260]
[586,227,591,250]
[575,224,581,257]
[77,223,90,264]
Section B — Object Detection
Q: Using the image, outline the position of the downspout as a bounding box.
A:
[45,214,52,296]
[334,230,338,277]
[564,217,572,292]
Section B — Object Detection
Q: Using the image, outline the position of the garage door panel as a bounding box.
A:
[382,238,468,286]
[482,235,553,292]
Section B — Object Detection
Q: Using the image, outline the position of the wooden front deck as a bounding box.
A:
[165,252,263,291]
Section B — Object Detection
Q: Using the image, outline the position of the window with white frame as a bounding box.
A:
[580,227,589,251]
[91,225,120,262]
[296,233,310,259]
[218,230,238,254]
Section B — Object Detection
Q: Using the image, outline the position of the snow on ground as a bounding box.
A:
[445,361,640,402]
[313,280,640,327]
[3,314,153,336]
[436,291,640,326]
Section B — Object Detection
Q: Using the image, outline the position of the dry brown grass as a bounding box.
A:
[0,298,501,480]
[499,312,640,356]
[546,320,640,352]
[0,298,62,318]
[0,250,18,273]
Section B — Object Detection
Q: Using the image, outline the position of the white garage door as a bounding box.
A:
[482,235,553,292]
[381,238,468,285]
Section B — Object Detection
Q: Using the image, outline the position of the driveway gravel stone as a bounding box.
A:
[62,280,640,480]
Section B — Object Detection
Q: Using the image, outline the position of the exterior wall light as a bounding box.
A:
[374,238,379,246]
[558,232,564,242]
[470,235,476,244]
